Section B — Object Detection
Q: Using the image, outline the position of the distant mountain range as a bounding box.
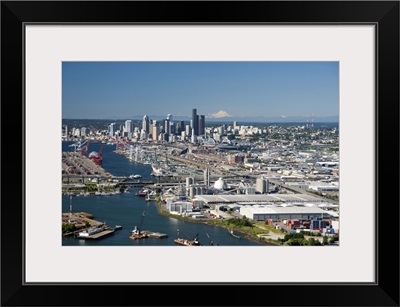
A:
[117,114,339,123]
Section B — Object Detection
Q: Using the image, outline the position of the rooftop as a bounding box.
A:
[194,193,326,204]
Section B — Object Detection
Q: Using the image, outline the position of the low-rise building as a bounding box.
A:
[239,204,336,221]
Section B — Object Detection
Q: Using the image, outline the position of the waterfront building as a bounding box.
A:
[73,128,81,137]
[63,125,68,138]
[108,122,116,137]
[194,193,331,207]
[239,205,336,221]
[80,127,89,137]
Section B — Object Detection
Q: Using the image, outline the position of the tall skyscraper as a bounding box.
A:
[198,115,205,136]
[125,120,133,134]
[142,115,150,133]
[153,121,159,140]
[192,108,198,136]
[108,122,116,136]
[164,119,170,135]
[179,121,185,133]
[63,125,68,138]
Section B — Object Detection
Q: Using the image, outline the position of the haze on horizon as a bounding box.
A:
[62,61,339,121]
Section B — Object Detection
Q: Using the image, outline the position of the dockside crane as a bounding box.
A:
[69,139,88,155]
[80,140,90,157]
[130,209,148,240]
[89,146,103,166]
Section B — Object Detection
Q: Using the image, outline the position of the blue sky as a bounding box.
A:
[62,61,338,120]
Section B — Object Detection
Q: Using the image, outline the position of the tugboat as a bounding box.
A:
[129,226,148,240]
[135,188,150,197]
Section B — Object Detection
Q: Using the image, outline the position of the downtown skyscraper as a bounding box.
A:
[192,108,198,136]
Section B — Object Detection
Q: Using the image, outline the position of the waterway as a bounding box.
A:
[62,141,264,246]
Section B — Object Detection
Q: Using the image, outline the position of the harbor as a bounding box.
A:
[62,192,263,246]
[61,138,338,246]
[62,142,265,246]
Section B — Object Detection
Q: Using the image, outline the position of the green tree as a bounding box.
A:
[62,223,76,233]
[329,236,338,244]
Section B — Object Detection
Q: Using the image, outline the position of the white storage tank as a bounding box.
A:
[213,178,227,190]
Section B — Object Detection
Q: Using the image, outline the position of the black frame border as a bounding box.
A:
[1,1,399,306]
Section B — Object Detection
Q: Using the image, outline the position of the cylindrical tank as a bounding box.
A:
[186,177,194,189]
[190,186,196,198]
[213,177,226,190]
[186,177,194,196]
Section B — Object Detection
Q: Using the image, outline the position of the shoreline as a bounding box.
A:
[153,198,280,246]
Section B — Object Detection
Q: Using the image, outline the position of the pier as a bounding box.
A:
[77,229,115,240]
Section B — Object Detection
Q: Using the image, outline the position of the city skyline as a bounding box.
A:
[62,61,339,120]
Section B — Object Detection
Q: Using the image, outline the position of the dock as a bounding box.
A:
[77,229,115,240]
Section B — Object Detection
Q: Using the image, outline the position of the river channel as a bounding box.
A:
[62,141,264,246]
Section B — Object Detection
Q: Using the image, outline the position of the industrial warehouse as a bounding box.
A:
[169,193,338,221]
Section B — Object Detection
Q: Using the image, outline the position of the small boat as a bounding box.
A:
[135,189,150,197]
[114,225,122,231]
[129,174,142,179]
